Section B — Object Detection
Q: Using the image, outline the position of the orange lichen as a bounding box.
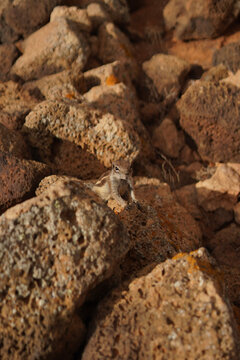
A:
[65,93,76,99]
[105,74,120,86]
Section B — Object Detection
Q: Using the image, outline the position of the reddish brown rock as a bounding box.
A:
[23,99,140,169]
[152,117,185,158]
[0,178,130,359]
[50,6,92,32]
[163,0,239,40]
[0,123,31,159]
[0,151,51,213]
[0,80,39,130]
[11,17,90,81]
[178,80,240,163]
[0,0,62,42]
[213,41,240,73]
[234,202,240,224]
[82,248,239,360]
[142,54,190,105]
[0,44,18,81]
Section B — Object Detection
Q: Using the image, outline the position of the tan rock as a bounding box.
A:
[234,202,240,224]
[0,80,39,130]
[163,0,238,40]
[0,178,129,359]
[0,151,51,214]
[50,6,92,32]
[23,100,140,169]
[82,248,239,360]
[201,64,229,83]
[98,22,138,79]
[152,117,185,158]
[221,69,240,88]
[196,163,240,211]
[87,2,110,29]
[213,41,240,73]
[0,0,62,42]
[11,17,90,81]
[0,44,18,81]
[0,123,30,159]
[142,54,190,105]
[178,80,240,162]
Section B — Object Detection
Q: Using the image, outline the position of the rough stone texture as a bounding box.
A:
[0,151,51,214]
[23,99,140,169]
[152,117,185,158]
[79,0,130,24]
[178,80,240,162]
[234,202,240,224]
[50,6,92,32]
[87,2,110,29]
[0,44,18,81]
[83,82,153,158]
[0,0,62,43]
[201,64,229,83]
[0,80,39,130]
[0,178,130,359]
[163,0,239,40]
[98,22,138,79]
[0,123,31,159]
[222,69,240,88]
[142,54,190,105]
[22,67,86,101]
[213,41,240,73]
[174,184,202,221]
[82,248,239,360]
[11,17,90,81]
[208,223,240,305]
[196,163,240,212]
[118,177,202,279]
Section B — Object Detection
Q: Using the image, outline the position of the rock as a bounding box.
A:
[98,22,138,79]
[50,6,92,32]
[0,123,31,159]
[234,202,240,224]
[221,69,240,88]
[23,100,140,169]
[0,178,130,359]
[196,163,240,212]
[83,60,135,91]
[0,44,18,81]
[0,151,51,214]
[22,67,86,101]
[0,0,62,43]
[163,0,239,40]
[201,64,229,83]
[11,17,90,81]
[152,117,185,158]
[118,178,202,279]
[0,80,39,130]
[79,0,130,24]
[174,184,202,220]
[142,54,190,105]
[178,80,240,162]
[82,248,239,360]
[87,2,110,29]
[213,41,240,73]
[83,82,152,158]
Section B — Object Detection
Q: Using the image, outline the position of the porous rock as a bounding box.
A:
[213,41,240,73]
[23,99,140,169]
[0,44,18,81]
[82,248,239,360]
[0,80,39,130]
[11,17,90,81]
[50,6,92,32]
[0,151,51,213]
[0,178,130,359]
[0,123,31,159]
[178,80,240,162]
[163,0,239,40]
[142,54,190,105]
[87,2,111,29]
[196,163,240,212]
[98,22,138,79]
[0,0,62,43]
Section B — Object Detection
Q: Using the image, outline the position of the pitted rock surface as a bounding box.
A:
[82,248,239,360]
[213,41,240,73]
[50,6,92,32]
[0,151,51,214]
[23,99,140,168]
[0,44,18,81]
[0,123,31,159]
[11,17,90,81]
[178,80,240,162]
[0,178,130,359]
